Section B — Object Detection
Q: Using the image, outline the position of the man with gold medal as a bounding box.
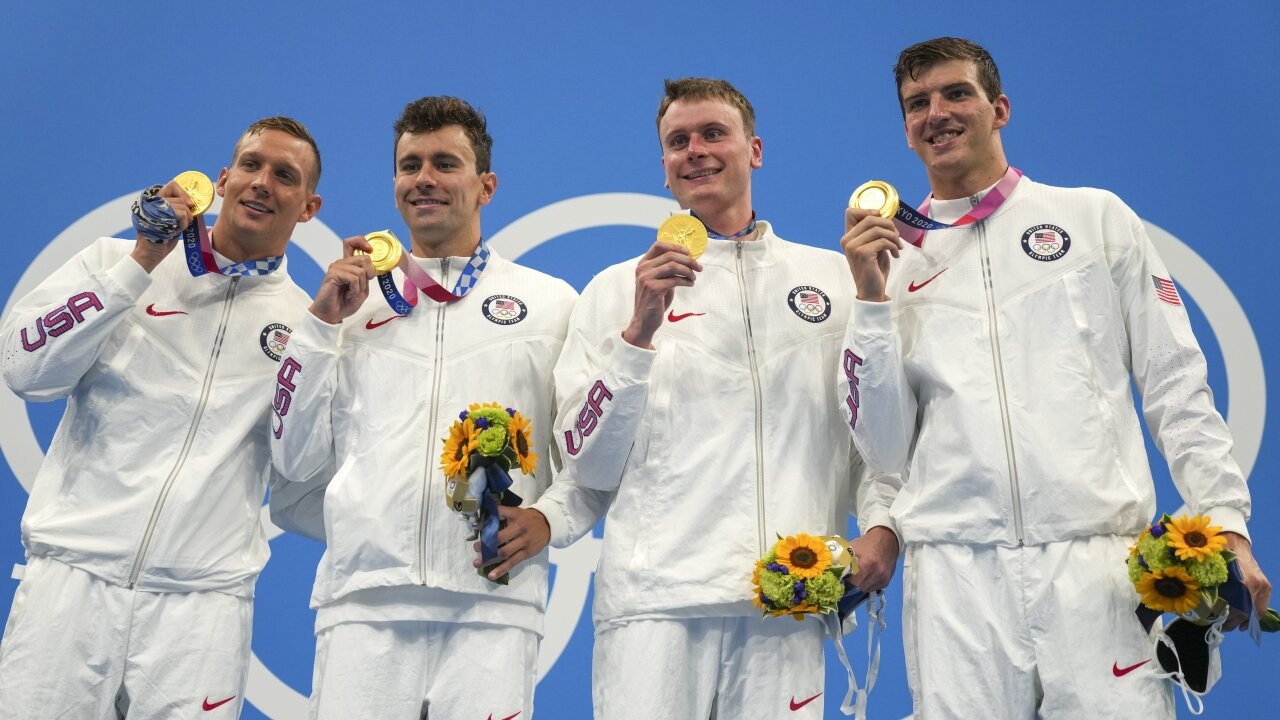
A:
[838,37,1270,717]
[0,117,323,717]
[550,78,892,719]
[268,96,582,719]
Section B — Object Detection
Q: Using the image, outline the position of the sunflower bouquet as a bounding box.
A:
[440,402,537,584]
[752,533,859,620]
[1127,513,1279,630]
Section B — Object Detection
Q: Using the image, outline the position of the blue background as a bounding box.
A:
[1,2,1277,717]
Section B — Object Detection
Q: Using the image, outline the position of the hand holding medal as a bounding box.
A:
[622,215,707,349]
[132,170,213,245]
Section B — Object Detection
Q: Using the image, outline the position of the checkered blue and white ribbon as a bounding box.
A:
[374,240,491,314]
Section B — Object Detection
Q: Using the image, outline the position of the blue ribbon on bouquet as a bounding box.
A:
[477,463,524,565]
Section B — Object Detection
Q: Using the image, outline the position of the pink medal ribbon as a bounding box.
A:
[896,166,1023,247]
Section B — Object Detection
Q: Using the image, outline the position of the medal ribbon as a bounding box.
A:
[181,217,283,277]
[691,210,757,240]
[894,166,1023,247]
[373,241,491,314]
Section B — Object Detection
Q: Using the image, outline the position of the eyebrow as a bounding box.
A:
[903,81,977,105]
[663,121,729,144]
[240,151,301,177]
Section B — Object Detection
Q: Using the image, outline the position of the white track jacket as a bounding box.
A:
[269,250,579,633]
[2,238,309,596]
[839,177,1251,547]
[553,223,870,626]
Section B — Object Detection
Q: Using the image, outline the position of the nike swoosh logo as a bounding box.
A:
[667,310,705,322]
[146,303,188,317]
[907,267,948,292]
[486,713,521,720]
[790,692,822,711]
[1112,659,1150,677]
[202,695,237,711]
[365,315,403,330]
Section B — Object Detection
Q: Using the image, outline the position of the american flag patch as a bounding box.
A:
[1152,275,1181,306]
[799,292,821,304]
[493,298,517,311]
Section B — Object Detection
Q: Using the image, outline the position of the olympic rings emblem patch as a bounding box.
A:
[787,285,831,323]
[1021,223,1071,262]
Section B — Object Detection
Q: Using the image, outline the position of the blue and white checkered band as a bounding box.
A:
[451,241,490,298]
[181,225,284,277]
[691,210,757,240]
[131,185,180,244]
[219,256,284,276]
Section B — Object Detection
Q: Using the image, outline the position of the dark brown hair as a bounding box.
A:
[393,96,493,174]
[894,37,1003,116]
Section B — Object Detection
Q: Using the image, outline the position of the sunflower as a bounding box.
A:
[1165,515,1226,562]
[440,418,477,478]
[508,410,538,475]
[1136,566,1202,615]
[775,534,829,580]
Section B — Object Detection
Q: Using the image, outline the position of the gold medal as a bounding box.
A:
[356,230,405,274]
[657,214,709,260]
[173,171,215,216]
[849,180,900,220]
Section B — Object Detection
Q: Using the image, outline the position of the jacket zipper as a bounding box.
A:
[734,242,767,556]
[418,257,450,583]
[977,229,1025,545]
[129,276,240,587]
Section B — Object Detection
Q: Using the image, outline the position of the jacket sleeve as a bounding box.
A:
[838,298,918,475]
[2,239,152,401]
[552,272,657,491]
[269,311,342,487]
[267,463,331,542]
[530,464,613,548]
[1107,197,1251,538]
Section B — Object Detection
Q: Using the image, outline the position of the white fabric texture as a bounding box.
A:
[1,238,311,595]
[270,250,579,635]
[310,620,536,720]
[0,555,251,719]
[841,178,1251,547]
[901,537,1173,719]
[552,222,873,628]
[592,617,825,720]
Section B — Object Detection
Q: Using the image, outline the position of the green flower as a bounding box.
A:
[805,570,844,610]
[1137,532,1177,574]
[1186,554,1228,588]
[476,426,509,456]
[468,406,510,431]
[760,567,797,608]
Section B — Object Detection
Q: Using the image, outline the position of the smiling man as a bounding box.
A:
[0,117,322,718]
[839,37,1271,717]
[550,77,892,719]
[269,96,581,719]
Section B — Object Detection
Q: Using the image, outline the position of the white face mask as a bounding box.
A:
[1152,615,1224,715]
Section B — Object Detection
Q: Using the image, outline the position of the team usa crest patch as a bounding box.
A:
[482,294,528,325]
[787,286,831,323]
[1021,223,1071,261]
[260,323,291,361]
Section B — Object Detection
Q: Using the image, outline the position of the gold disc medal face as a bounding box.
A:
[359,230,405,274]
[657,214,709,260]
[849,180,900,220]
[173,170,215,216]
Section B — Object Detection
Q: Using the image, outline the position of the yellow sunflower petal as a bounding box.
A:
[1166,515,1227,562]
[1136,566,1202,615]
[775,534,830,580]
[440,418,477,478]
